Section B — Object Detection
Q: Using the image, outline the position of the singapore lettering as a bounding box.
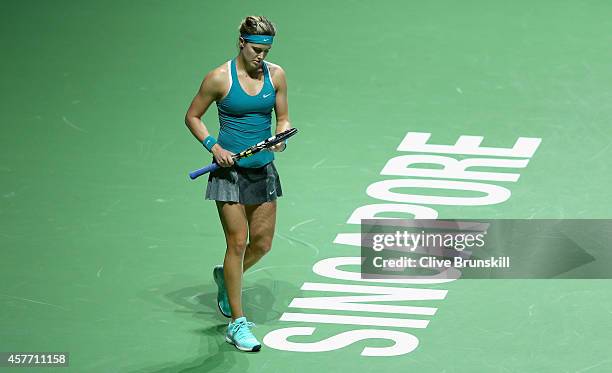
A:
[263,132,542,357]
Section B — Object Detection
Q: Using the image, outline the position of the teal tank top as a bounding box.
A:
[216,58,276,168]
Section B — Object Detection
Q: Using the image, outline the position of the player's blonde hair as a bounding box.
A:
[238,16,276,36]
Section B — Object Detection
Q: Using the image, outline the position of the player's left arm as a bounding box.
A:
[270,64,291,152]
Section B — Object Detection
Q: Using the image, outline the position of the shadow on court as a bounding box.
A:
[126,278,297,372]
[162,277,286,324]
[126,324,250,373]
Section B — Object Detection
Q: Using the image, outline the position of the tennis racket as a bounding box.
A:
[189,127,298,180]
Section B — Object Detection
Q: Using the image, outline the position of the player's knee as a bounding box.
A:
[251,241,273,256]
[227,238,248,256]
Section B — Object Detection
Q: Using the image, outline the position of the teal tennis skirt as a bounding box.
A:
[205,162,282,205]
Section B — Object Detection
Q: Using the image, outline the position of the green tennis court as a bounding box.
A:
[2,0,611,372]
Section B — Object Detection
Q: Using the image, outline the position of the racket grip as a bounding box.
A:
[189,162,220,180]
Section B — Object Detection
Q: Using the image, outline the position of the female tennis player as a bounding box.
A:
[184,16,290,352]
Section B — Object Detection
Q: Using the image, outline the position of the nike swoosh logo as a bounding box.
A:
[269,190,275,195]
[263,93,272,98]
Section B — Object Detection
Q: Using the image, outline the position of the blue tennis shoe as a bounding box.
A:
[213,265,231,318]
[226,317,261,352]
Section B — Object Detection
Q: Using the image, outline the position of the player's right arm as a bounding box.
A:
[184,68,234,167]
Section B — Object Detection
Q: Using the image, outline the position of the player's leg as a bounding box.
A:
[217,201,262,352]
[216,201,248,320]
[243,200,277,272]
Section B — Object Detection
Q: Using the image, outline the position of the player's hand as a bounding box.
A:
[211,144,235,167]
[270,142,286,152]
